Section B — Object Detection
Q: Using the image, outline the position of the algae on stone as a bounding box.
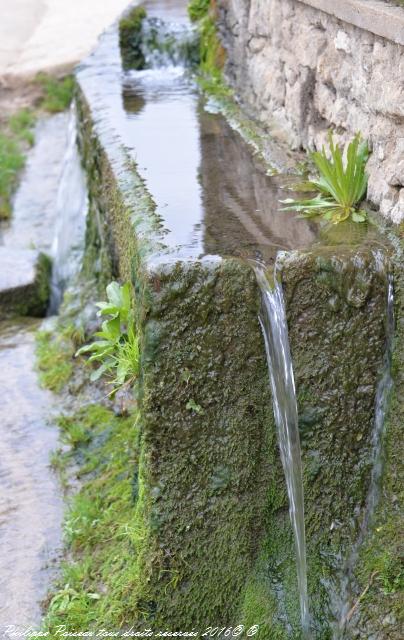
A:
[0,250,51,320]
[119,5,147,71]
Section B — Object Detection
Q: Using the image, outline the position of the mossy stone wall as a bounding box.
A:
[75,57,393,635]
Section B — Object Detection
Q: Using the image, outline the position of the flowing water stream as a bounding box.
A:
[255,262,310,635]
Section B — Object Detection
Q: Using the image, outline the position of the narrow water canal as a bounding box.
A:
[0,319,63,629]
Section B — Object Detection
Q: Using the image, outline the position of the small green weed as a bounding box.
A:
[36,323,83,392]
[76,282,139,393]
[281,132,369,224]
[36,73,75,113]
[188,0,210,22]
[186,398,204,414]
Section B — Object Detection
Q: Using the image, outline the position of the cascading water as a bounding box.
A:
[254,259,310,636]
[49,105,88,314]
[140,16,199,69]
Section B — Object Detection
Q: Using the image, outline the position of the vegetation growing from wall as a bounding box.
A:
[119,5,147,70]
[281,133,369,224]
[76,281,139,392]
[188,0,227,94]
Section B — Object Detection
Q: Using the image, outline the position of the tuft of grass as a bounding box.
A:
[36,323,84,392]
[8,108,36,145]
[0,133,25,218]
[0,107,36,218]
[0,73,75,219]
[281,132,369,224]
[34,404,143,635]
[36,73,75,113]
[188,0,210,22]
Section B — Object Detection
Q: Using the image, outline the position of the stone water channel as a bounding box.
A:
[0,112,87,634]
[0,0,396,637]
[74,0,394,636]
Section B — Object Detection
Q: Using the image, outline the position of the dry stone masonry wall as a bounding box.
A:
[217,0,404,223]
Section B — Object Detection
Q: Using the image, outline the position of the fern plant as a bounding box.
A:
[76,282,139,392]
[281,132,369,224]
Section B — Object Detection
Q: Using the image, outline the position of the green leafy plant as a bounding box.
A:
[76,282,139,392]
[281,132,369,224]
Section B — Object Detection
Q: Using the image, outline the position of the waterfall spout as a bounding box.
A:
[49,105,88,314]
[254,261,310,636]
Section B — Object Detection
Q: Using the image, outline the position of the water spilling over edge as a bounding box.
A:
[254,259,310,635]
[49,105,88,314]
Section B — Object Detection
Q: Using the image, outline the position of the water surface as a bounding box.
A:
[77,0,319,262]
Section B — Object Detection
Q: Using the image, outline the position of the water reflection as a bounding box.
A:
[199,110,317,262]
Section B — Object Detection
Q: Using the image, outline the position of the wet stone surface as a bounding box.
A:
[0,320,63,632]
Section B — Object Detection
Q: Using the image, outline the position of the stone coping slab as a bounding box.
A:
[300,0,404,45]
[0,248,51,319]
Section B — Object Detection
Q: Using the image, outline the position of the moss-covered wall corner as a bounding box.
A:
[279,247,393,637]
[0,251,51,320]
[349,250,404,640]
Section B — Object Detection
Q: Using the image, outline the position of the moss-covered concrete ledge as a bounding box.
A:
[0,249,51,319]
[74,10,394,636]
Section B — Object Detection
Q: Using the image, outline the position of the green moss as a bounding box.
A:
[34,405,143,636]
[350,253,404,638]
[36,73,75,113]
[0,252,51,319]
[119,5,147,70]
[189,0,226,91]
[36,323,81,392]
